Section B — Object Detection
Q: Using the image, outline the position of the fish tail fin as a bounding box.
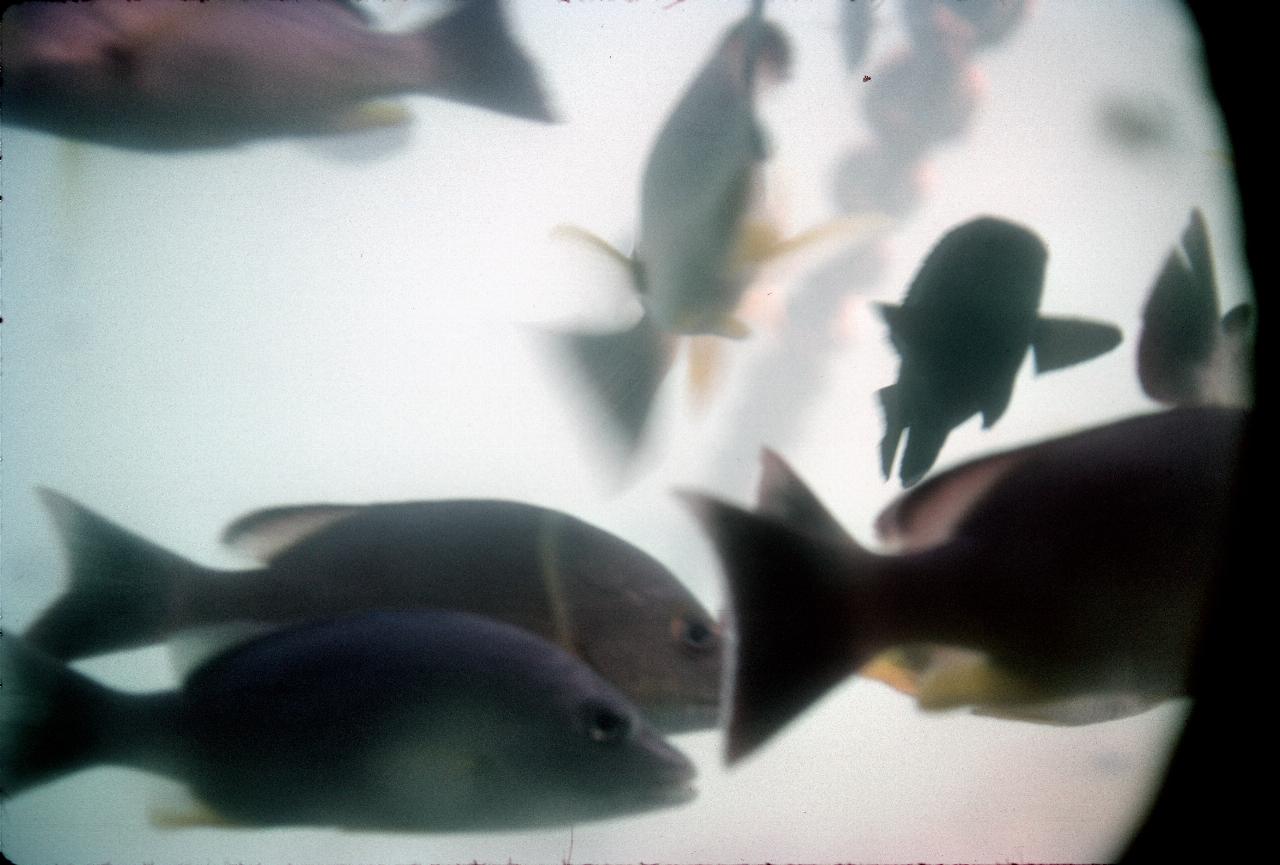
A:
[563,315,675,452]
[678,490,885,765]
[23,489,205,660]
[0,636,167,796]
[420,0,556,122]
[899,423,949,487]
[755,448,851,543]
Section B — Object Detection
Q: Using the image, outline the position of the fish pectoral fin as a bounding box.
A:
[916,658,1045,711]
[326,101,413,132]
[980,377,1016,428]
[550,224,637,282]
[859,649,926,697]
[759,213,894,264]
[734,219,788,268]
[149,801,238,830]
[715,316,752,339]
[1030,317,1122,374]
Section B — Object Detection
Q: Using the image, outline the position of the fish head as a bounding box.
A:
[718,18,793,91]
[551,519,723,733]
[462,645,697,828]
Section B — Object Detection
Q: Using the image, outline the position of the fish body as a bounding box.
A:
[561,7,792,448]
[1,611,696,829]
[1138,209,1254,407]
[878,217,1122,485]
[1,0,553,151]
[686,407,1244,762]
[25,496,721,733]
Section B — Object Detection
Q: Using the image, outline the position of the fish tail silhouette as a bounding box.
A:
[679,491,886,764]
[0,636,171,796]
[24,490,208,660]
[421,0,556,122]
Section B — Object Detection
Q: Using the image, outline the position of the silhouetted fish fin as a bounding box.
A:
[916,655,1045,711]
[979,376,1016,428]
[875,302,912,352]
[420,0,556,122]
[0,637,153,796]
[877,384,905,480]
[563,315,675,451]
[755,448,851,543]
[1180,209,1213,287]
[221,505,361,563]
[1137,234,1218,404]
[678,493,882,765]
[150,800,238,829]
[24,490,205,660]
[1221,302,1253,335]
[876,447,1029,552]
[899,422,949,487]
[1030,316,1122,374]
[971,692,1159,726]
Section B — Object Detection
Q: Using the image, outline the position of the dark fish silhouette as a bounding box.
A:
[1138,208,1254,407]
[878,217,1123,486]
[685,407,1243,763]
[1,611,696,830]
[1,0,554,151]
[24,495,721,733]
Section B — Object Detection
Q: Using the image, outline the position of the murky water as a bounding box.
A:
[1,1,1248,862]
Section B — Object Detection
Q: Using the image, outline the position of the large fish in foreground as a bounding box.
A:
[1138,208,1254,408]
[878,217,1123,486]
[24,496,721,733]
[559,4,822,448]
[684,407,1244,763]
[1,611,696,830]
[0,0,554,151]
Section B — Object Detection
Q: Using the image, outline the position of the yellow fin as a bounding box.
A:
[687,336,725,409]
[859,649,925,697]
[330,101,412,132]
[768,213,894,260]
[550,224,634,272]
[917,658,1045,711]
[734,219,788,268]
[149,801,238,830]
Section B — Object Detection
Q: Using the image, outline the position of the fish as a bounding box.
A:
[1,610,696,830]
[1138,208,1254,407]
[23,495,722,733]
[558,3,814,448]
[877,217,1123,486]
[684,407,1244,763]
[0,0,554,151]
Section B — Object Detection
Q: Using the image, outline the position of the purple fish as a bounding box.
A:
[1,0,554,151]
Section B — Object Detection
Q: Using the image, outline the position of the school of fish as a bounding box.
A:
[0,0,1254,854]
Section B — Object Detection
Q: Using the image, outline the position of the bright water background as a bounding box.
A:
[0,0,1248,862]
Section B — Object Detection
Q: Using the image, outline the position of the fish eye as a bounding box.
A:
[674,616,719,653]
[583,704,633,744]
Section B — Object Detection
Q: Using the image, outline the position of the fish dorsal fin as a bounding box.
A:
[222,505,362,563]
[875,447,1031,551]
[1030,316,1122,374]
[756,448,851,543]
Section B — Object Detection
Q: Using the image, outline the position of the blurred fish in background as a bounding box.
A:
[1138,208,1254,408]
[24,492,722,733]
[686,406,1244,763]
[877,216,1122,486]
[556,1,801,451]
[0,0,555,152]
[1,611,696,830]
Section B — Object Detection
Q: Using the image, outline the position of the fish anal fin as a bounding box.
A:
[687,336,726,410]
[916,656,1043,712]
[149,801,238,830]
[221,505,362,563]
[326,101,412,132]
[1030,316,1122,374]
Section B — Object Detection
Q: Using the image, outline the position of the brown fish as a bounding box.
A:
[24,496,720,733]
[1,0,554,151]
[685,407,1244,762]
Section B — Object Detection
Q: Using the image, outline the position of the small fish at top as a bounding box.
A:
[1138,208,1254,408]
[24,495,721,733]
[877,217,1122,486]
[555,3,884,449]
[1,610,696,830]
[684,407,1244,763]
[0,0,555,151]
